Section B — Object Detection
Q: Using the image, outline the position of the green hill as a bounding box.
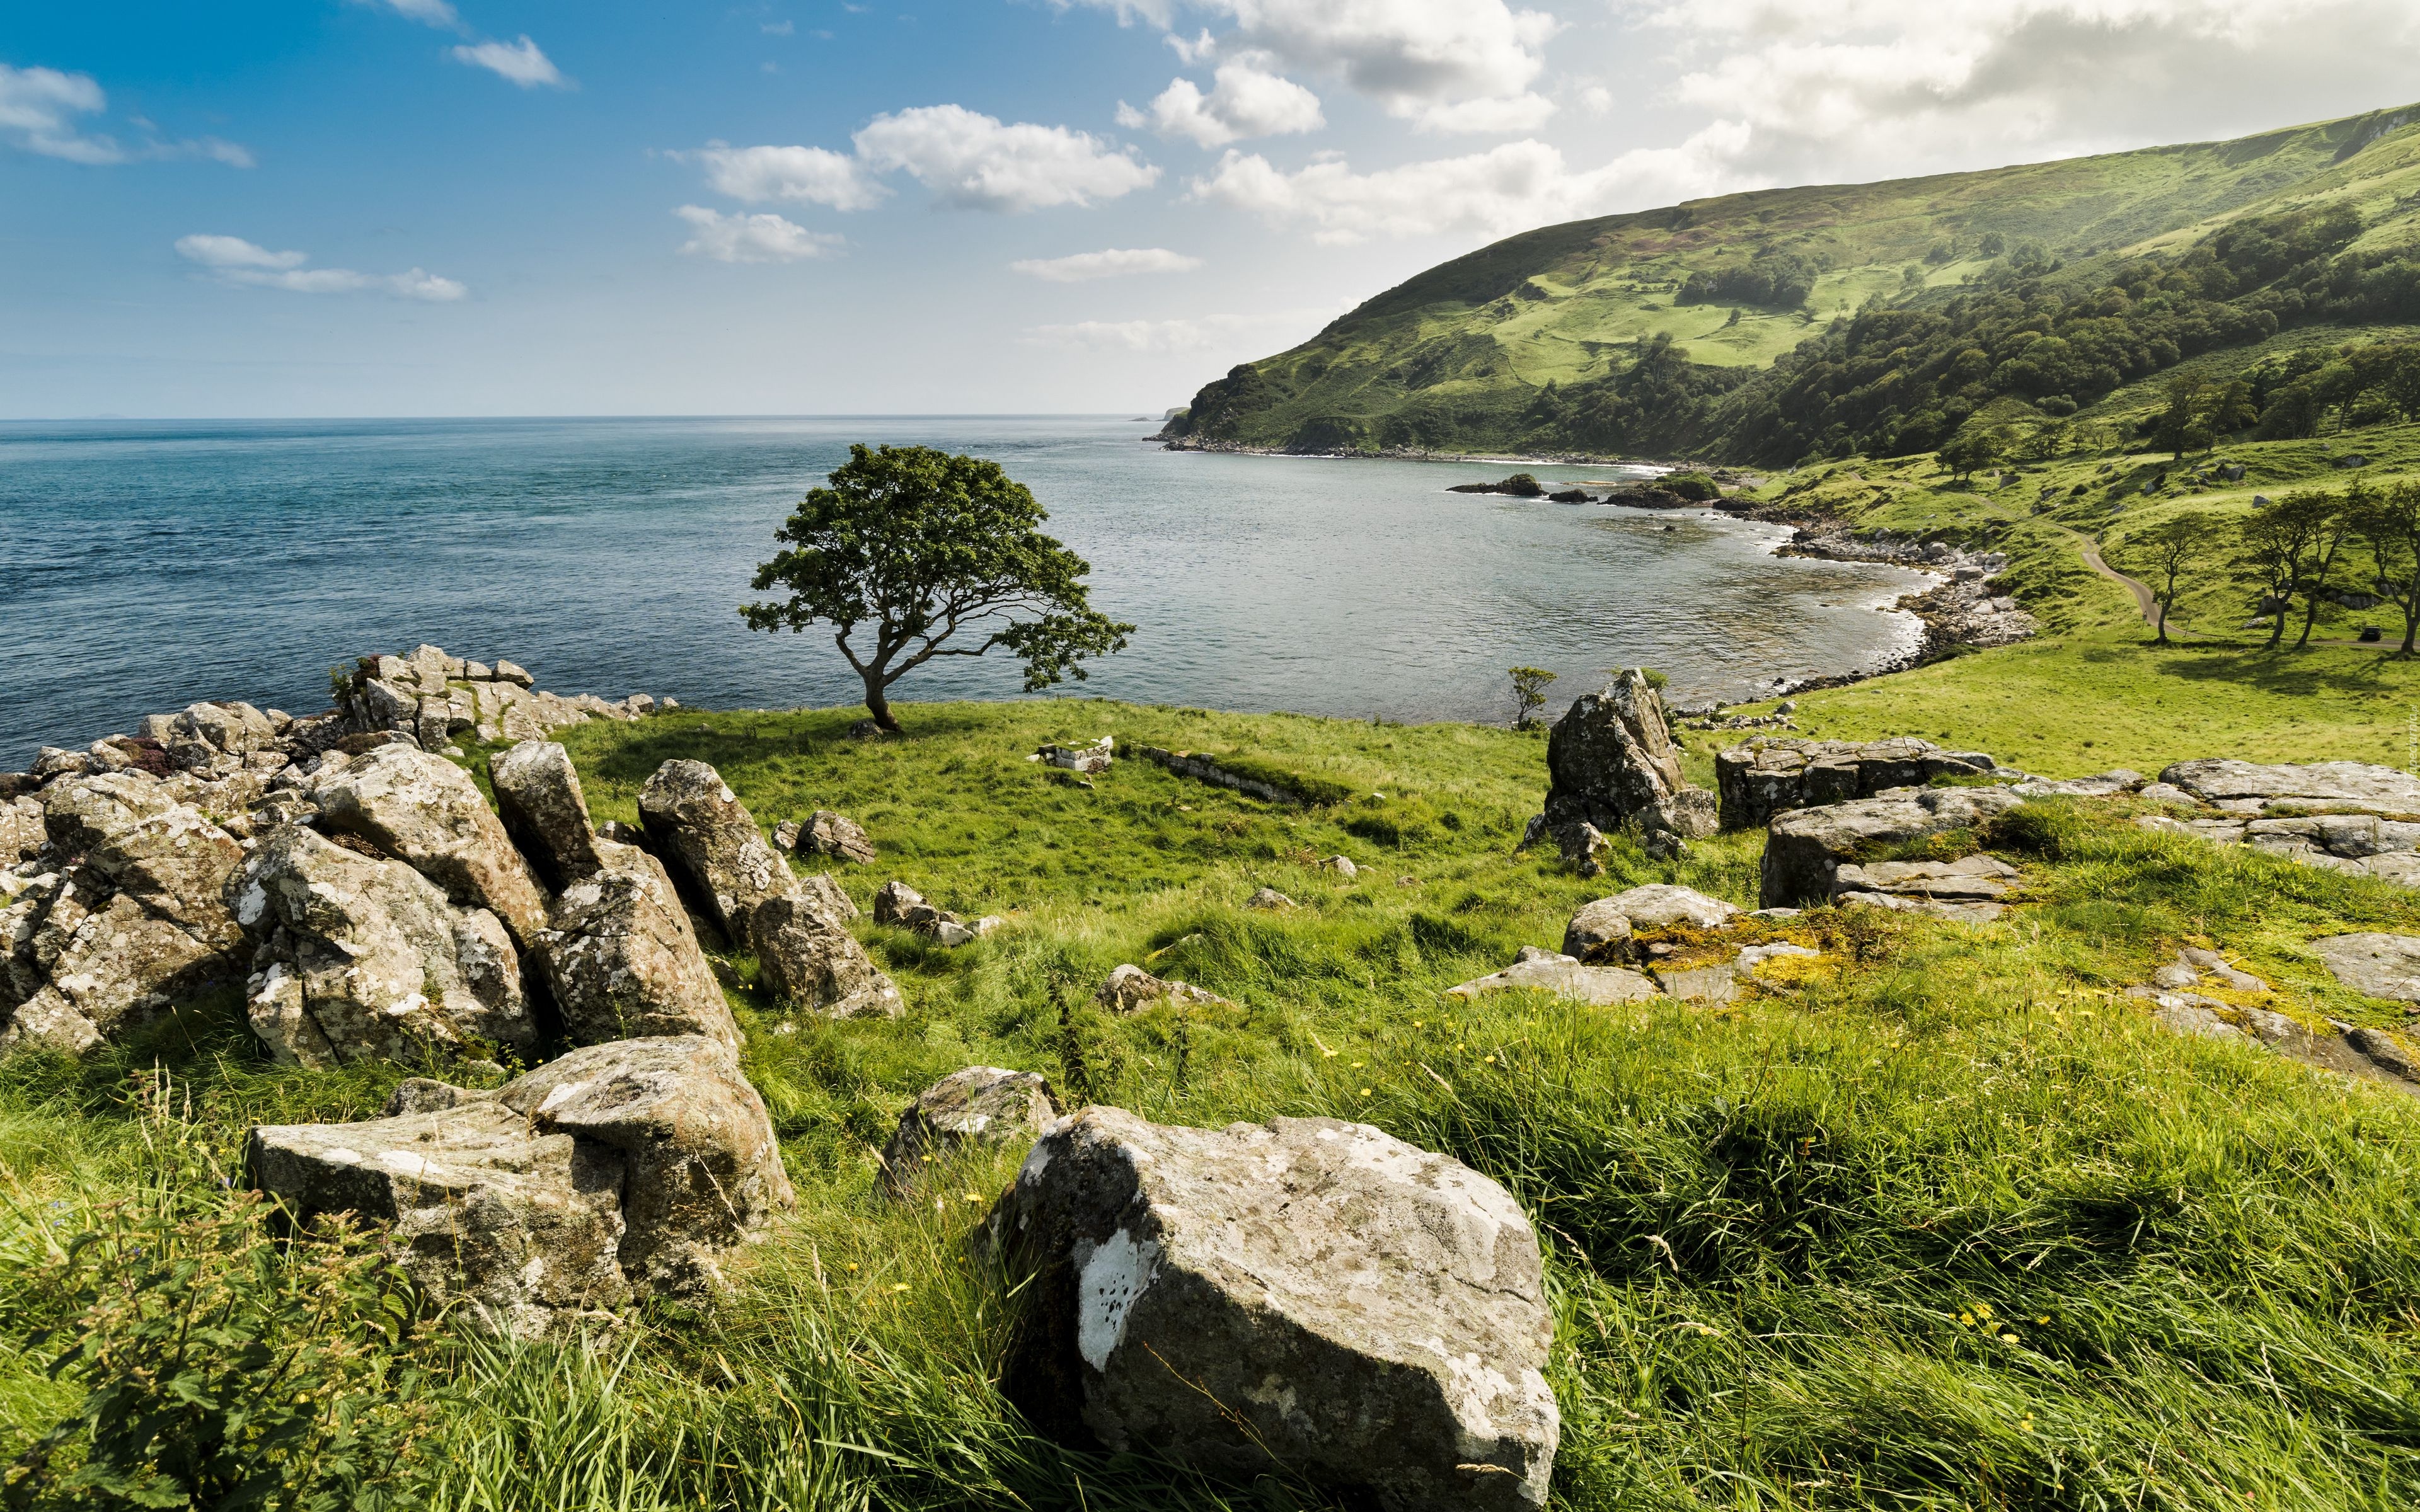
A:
[1165,103,2420,463]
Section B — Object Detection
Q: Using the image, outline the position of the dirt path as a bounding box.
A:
[2065,527,2385,650]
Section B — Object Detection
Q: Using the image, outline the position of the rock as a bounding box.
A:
[1093,963,1233,1014]
[1446,947,1660,1006]
[1244,887,1296,911]
[489,740,606,888]
[1560,899,1634,962]
[1736,941,1821,978]
[248,1034,789,1333]
[2311,934,2420,1002]
[8,894,237,1055]
[493,660,534,687]
[493,1036,795,1297]
[1650,961,1734,1003]
[868,878,989,948]
[798,810,877,866]
[1448,472,1548,498]
[987,1107,1557,1511]
[1595,883,1738,930]
[0,796,41,866]
[1715,736,1999,830]
[638,760,794,946]
[1039,737,1114,775]
[2346,1027,2417,1083]
[2010,770,2145,798]
[751,888,904,1017]
[1760,788,2024,908]
[1831,854,2018,903]
[771,820,800,850]
[1524,672,1716,859]
[1318,854,1359,880]
[32,747,91,781]
[879,1067,1057,1196]
[313,745,548,948]
[1527,818,1610,878]
[229,825,537,1068]
[872,879,928,927]
[2157,760,2420,818]
[928,915,1002,948]
[539,841,741,1048]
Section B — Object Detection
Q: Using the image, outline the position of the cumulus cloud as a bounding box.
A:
[1414,91,1555,134]
[689,142,889,210]
[1068,0,1559,130]
[1117,57,1324,146]
[174,234,468,300]
[452,36,570,88]
[1011,246,1204,280]
[0,63,253,166]
[1191,123,1753,242]
[675,205,843,262]
[851,105,1158,210]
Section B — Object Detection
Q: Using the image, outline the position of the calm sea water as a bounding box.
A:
[0,415,1930,767]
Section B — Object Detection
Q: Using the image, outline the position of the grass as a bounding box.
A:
[6,689,2420,1509]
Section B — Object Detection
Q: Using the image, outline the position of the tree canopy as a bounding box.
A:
[741,444,1132,731]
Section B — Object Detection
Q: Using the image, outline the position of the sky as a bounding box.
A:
[5,0,2420,418]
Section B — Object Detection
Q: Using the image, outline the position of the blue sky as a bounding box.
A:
[6,0,2418,417]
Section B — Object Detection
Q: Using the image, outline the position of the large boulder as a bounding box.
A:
[987,1108,1558,1511]
[7,893,239,1055]
[1526,672,1716,857]
[313,745,549,948]
[248,1034,791,1334]
[539,841,740,1048]
[489,740,606,888]
[230,825,536,1067]
[879,1066,1057,1196]
[637,759,793,944]
[2160,760,2420,817]
[1717,737,2000,831]
[751,888,903,1018]
[1761,786,2024,908]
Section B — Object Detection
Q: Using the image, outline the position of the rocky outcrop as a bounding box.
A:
[2160,760,2420,815]
[1834,854,2020,921]
[870,879,1000,948]
[248,1035,792,1334]
[1716,736,2003,831]
[1447,472,1547,497]
[1093,963,1234,1014]
[539,841,740,1048]
[1761,786,2024,908]
[333,645,659,750]
[986,1107,1558,1511]
[878,1067,1057,1196]
[489,740,607,889]
[2129,761,2420,887]
[751,888,903,1017]
[1560,885,1737,962]
[313,745,548,947]
[230,824,537,1068]
[1446,946,1660,1005]
[1521,672,1717,865]
[2311,934,2420,1003]
[2127,946,2415,1097]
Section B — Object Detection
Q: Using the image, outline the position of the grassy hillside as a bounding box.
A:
[1166,103,2420,461]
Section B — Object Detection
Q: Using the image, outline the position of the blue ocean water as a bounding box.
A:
[0,415,1930,767]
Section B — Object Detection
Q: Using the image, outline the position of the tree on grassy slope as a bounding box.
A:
[2278,486,2360,649]
[742,445,1132,733]
[2356,479,2420,655]
[2238,493,2324,648]
[2131,512,2216,645]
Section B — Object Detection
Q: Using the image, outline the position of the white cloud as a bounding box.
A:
[452,36,570,88]
[1192,123,1753,242]
[675,205,843,262]
[690,142,889,210]
[1117,57,1324,146]
[1068,0,1560,126]
[763,19,795,34]
[851,105,1158,210]
[1011,247,1204,280]
[352,0,461,27]
[0,64,255,166]
[1414,91,1555,133]
[1579,83,1613,116]
[174,234,468,300]
[1025,310,1313,351]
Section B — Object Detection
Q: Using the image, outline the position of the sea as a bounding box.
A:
[0,415,1933,767]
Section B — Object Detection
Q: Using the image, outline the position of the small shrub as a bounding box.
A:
[1659,471,1720,501]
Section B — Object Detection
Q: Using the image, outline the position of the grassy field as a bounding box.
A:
[5,679,2420,1509]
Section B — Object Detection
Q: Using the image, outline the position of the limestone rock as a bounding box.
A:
[1831,854,2018,907]
[1318,854,1359,880]
[229,825,536,1068]
[879,1066,1057,1196]
[798,810,877,866]
[490,740,606,888]
[539,840,740,1048]
[1560,899,1634,962]
[752,889,903,1017]
[2312,934,2420,1002]
[1596,883,1738,930]
[0,796,42,866]
[637,759,797,946]
[495,1037,795,1298]
[11,895,235,1053]
[1650,961,1735,1003]
[1528,672,1716,856]
[1716,736,1999,831]
[1446,946,1660,1006]
[313,745,548,948]
[1245,886,1296,911]
[2009,770,2145,798]
[2158,760,2420,817]
[872,879,928,928]
[1760,787,2024,908]
[1093,963,1234,1014]
[988,1107,1558,1512]
[868,878,994,949]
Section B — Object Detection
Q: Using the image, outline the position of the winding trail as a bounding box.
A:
[2061,525,2385,650]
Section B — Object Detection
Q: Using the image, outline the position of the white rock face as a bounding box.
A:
[988,1107,1559,1512]
[1447,947,1661,1007]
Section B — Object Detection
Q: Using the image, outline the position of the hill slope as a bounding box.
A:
[1166,103,2420,462]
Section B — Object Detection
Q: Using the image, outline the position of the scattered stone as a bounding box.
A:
[797,810,877,866]
[539,841,741,1048]
[1038,737,1114,774]
[1736,942,1821,978]
[2312,934,2420,1002]
[1244,887,1296,911]
[1716,736,2000,831]
[488,740,607,890]
[248,1034,792,1334]
[752,888,904,1017]
[868,878,996,949]
[986,1106,1558,1511]
[1093,963,1234,1014]
[1761,787,2024,908]
[878,1067,1057,1196]
[771,820,800,850]
[1446,946,1660,1006]
[1317,854,1358,879]
[1521,671,1717,862]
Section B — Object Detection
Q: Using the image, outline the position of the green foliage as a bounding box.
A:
[1678,250,1818,309]
[1938,427,2003,479]
[1656,471,1720,501]
[1507,665,1557,728]
[740,445,1133,729]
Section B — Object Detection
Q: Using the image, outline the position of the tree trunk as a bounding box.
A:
[2155,601,2170,644]
[2296,591,2322,649]
[862,673,901,733]
[2403,604,2418,656]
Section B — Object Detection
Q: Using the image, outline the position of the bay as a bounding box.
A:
[0,415,1930,766]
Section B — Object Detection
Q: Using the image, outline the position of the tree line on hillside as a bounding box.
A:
[2132,478,2420,653]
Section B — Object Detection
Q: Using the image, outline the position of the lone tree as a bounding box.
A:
[742,444,1133,732]
[2129,512,2214,645]
[1937,428,2001,483]
[2357,479,2420,655]
[1509,667,1557,729]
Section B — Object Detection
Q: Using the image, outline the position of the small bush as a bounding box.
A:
[1659,471,1721,501]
